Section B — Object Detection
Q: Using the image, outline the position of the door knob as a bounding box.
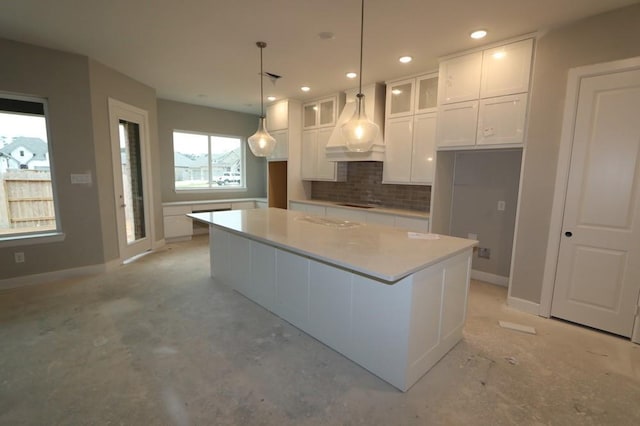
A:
[564,231,572,237]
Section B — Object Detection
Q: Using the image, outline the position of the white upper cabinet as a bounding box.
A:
[384,72,439,185]
[303,96,338,129]
[436,37,534,149]
[386,78,415,118]
[315,128,336,180]
[410,113,437,183]
[477,93,528,145]
[480,39,533,98]
[266,100,289,131]
[268,130,288,161]
[301,130,316,180]
[438,52,482,104]
[415,74,439,114]
[436,101,479,147]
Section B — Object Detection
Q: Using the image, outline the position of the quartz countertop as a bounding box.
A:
[163,198,266,207]
[189,208,474,283]
[289,199,429,219]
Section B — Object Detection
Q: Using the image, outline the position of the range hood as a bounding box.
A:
[325,83,386,162]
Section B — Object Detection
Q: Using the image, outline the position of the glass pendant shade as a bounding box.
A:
[341,95,379,152]
[248,116,276,157]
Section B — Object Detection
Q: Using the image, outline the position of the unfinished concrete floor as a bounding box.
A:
[1,235,639,425]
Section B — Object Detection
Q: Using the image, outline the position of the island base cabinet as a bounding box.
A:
[209,227,472,392]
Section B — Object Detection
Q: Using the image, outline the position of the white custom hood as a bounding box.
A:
[325,83,386,162]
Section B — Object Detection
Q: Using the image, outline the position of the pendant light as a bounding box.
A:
[248,41,276,157]
[341,0,379,152]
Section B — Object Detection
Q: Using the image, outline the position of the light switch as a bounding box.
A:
[497,200,506,211]
[71,173,92,185]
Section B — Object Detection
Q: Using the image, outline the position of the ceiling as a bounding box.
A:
[1,0,638,115]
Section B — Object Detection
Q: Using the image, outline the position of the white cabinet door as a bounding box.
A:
[436,101,479,147]
[266,100,288,131]
[480,39,533,98]
[268,130,288,161]
[325,206,367,222]
[301,130,316,180]
[318,97,337,127]
[395,216,429,233]
[163,215,193,239]
[231,201,255,210]
[303,103,317,128]
[315,128,336,180]
[386,78,415,118]
[438,52,482,104]
[366,211,395,227]
[410,113,437,183]
[476,94,528,145]
[383,116,413,183]
[414,73,439,114]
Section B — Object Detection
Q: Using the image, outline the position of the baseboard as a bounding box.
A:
[0,263,112,291]
[507,295,541,316]
[471,270,509,287]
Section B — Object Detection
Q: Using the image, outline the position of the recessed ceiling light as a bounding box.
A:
[346,72,357,79]
[301,86,311,92]
[399,56,413,64]
[267,96,276,101]
[470,29,487,39]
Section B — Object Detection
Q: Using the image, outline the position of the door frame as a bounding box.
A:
[540,56,640,328]
[108,97,156,261]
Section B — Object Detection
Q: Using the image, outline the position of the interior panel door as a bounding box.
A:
[551,68,640,337]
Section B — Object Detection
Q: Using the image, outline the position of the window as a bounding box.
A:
[0,94,60,240]
[173,131,245,191]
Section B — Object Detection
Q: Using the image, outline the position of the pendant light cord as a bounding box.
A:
[358,0,364,96]
[259,44,264,118]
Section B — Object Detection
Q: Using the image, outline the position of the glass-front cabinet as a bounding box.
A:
[303,96,337,129]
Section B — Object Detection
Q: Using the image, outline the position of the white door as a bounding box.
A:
[108,99,153,260]
[551,67,640,337]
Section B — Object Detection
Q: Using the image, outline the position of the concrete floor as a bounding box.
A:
[1,236,639,425]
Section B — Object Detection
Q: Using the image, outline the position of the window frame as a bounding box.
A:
[0,92,64,247]
[172,129,247,193]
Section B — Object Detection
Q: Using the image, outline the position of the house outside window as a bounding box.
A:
[0,94,60,240]
[172,131,245,191]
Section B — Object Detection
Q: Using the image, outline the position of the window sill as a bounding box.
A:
[174,187,248,194]
[0,232,66,249]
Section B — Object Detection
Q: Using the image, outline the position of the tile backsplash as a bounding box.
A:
[311,162,430,212]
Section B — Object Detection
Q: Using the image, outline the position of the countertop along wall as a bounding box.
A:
[157,99,267,203]
[510,3,640,305]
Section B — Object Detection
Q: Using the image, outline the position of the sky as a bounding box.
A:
[0,112,48,145]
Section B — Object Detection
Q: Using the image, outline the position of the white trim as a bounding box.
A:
[0,262,120,291]
[471,269,509,287]
[0,232,65,249]
[438,32,538,62]
[540,56,640,318]
[507,295,541,316]
[108,98,156,261]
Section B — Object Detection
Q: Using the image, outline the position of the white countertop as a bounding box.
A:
[189,208,474,283]
[289,199,429,219]
[163,198,267,207]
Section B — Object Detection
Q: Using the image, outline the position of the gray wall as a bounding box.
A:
[88,60,161,261]
[0,38,162,280]
[510,3,640,303]
[450,150,521,278]
[157,99,266,202]
[0,39,102,279]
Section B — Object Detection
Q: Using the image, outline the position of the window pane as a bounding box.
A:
[0,99,58,238]
[173,131,244,191]
[211,136,242,187]
[173,131,209,190]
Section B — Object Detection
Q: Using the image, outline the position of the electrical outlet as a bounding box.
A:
[478,248,491,259]
[468,233,478,241]
[497,200,506,211]
[14,252,25,263]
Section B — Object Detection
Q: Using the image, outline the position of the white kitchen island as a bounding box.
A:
[189,208,476,391]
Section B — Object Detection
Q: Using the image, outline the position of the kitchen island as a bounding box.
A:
[189,208,476,391]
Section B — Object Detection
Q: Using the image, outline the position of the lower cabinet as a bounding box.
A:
[163,200,257,241]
